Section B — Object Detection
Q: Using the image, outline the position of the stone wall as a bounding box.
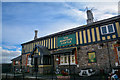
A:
[76,41,116,74]
[57,41,117,74]
[21,41,118,74]
[22,54,26,68]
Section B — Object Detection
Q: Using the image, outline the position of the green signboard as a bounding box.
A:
[88,52,97,63]
[57,34,76,47]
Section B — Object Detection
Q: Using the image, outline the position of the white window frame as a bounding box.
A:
[71,55,75,64]
[15,61,18,65]
[60,56,64,64]
[60,55,76,65]
[100,24,115,35]
[27,57,31,65]
[64,55,68,65]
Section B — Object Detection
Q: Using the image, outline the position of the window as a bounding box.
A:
[64,56,68,63]
[60,57,64,64]
[43,55,51,65]
[108,24,114,33]
[60,55,76,65]
[101,26,107,34]
[27,55,31,65]
[71,55,75,64]
[118,47,120,51]
[27,58,31,65]
[15,61,18,65]
[101,24,115,35]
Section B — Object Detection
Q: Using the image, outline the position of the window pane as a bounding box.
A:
[108,24,114,33]
[102,26,107,34]
[118,47,120,51]
[72,56,75,63]
[15,61,18,65]
[60,57,63,64]
[64,56,67,63]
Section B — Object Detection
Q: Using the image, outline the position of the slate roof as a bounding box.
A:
[30,45,50,57]
[21,15,120,45]
[11,55,21,61]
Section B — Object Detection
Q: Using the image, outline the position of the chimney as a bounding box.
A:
[34,30,38,39]
[86,10,94,24]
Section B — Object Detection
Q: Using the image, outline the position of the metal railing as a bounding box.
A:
[2,67,110,80]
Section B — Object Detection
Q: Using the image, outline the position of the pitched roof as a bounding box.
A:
[30,45,50,57]
[11,55,21,61]
[21,15,120,45]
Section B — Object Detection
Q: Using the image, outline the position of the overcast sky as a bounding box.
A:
[1,0,119,63]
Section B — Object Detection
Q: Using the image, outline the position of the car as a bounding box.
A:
[108,66,120,80]
[79,68,95,76]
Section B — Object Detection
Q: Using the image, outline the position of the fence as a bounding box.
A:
[1,67,110,80]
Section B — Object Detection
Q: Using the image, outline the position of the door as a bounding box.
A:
[34,57,38,72]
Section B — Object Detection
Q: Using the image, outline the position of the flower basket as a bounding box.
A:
[57,74,63,76]
[57,76,70,80]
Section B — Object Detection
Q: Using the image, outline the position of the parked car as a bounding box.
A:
[108,66,120,80]
[79,68,95,76]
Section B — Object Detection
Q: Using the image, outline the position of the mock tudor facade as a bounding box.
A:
[21,15,120,74]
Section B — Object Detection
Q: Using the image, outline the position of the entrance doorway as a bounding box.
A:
[34,57,38,72]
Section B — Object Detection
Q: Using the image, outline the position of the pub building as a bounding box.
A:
[21,10,120,74]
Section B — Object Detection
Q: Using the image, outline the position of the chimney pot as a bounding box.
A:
[86,9,94,24]
[34,30,38,39]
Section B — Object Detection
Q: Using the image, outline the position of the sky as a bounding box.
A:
[1,1,119,63]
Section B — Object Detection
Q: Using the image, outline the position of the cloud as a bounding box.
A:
[2,2,118,64]
[82,2,118,21]
[2,45,17,49]
[1,47,21,63]
[63,2,86,22]
[2,2,86,46]
[1,0,120,2]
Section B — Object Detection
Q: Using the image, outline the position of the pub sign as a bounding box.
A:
[57,34,76,47]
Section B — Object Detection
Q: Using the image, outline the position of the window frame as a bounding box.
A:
[100,24,115,35]
[27,57,31,65]
[15,61,18,65]
[60,54,76,65]
[71,55,75,64]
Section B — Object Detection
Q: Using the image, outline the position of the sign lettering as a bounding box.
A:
[57,34,76,47]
